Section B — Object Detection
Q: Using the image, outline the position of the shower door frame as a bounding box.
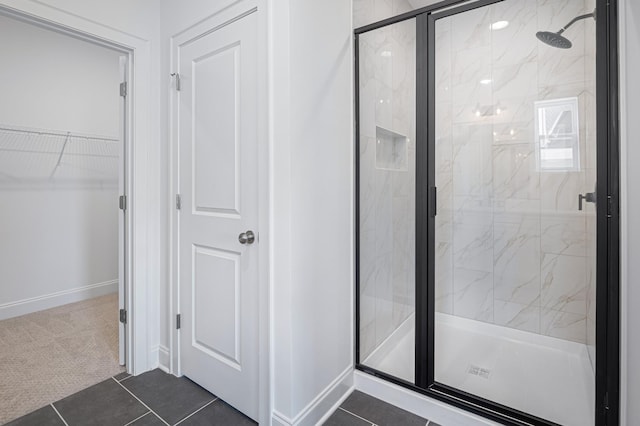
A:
[354,0,620,425]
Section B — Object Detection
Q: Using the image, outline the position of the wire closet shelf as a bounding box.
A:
[0,125,119,189]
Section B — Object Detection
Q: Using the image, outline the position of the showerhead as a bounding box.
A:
[536,31,572,49]
[535,10,595,49]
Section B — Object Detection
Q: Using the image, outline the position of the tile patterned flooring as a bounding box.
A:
[5,369,255,426]
[324,391,439,426]
[7,369,439,426]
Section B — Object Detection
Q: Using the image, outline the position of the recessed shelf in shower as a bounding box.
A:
[375,125,408,171]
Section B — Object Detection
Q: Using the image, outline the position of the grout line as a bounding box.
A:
[50,403,69,426]
[112,377,171,426]
[338,407,375,425]
[173,398,218,425]
[123,411,151,426]
[118,374,133,382]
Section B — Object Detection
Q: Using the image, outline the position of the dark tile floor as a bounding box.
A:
[323,391,441,426]
[5,369,256,426]
[7,370,441,426]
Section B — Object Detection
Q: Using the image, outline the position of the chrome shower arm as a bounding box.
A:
[558,10,596,35]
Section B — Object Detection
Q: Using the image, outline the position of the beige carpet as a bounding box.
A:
[0,293,125,424]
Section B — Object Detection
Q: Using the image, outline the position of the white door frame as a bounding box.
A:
[168,1,270,424]
[0,0,156,375]
[118,54,129,367]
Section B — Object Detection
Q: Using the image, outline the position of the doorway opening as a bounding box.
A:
[0,10,132,424]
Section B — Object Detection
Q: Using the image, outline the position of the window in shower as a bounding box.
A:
[535,97,581,172]
[355,0,619,425]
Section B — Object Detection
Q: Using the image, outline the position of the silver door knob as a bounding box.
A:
[238,230,256,245]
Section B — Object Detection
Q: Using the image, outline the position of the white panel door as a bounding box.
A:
[178,11,259,421]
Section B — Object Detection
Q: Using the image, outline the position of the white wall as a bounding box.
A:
[271,0,354,424]
[0,14,122,319]
[621,0,639,424]
[0,14,121,136]
[0,191,119,310]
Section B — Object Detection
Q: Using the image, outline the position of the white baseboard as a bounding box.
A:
[355,371,499,426]
[271,412,291,426]
[314,380,355,426]
[0,279,118,320]
[157,345,170,373]
[272,366,354,426]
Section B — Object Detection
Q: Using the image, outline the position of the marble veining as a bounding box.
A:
[357,1,417,362]
[491,0,538,66]
[433,0,596,344]
[492,143,540,200]
[541,213,587,256]
[493,62,539,100]
[541,253,587,315]
[356,0,596,351]
[493,217,541,305]
[453,268,494,322]
[494,300,540,334]
[541,308,587,344]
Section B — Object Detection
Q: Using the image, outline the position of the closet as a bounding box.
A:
[0,12,125,424]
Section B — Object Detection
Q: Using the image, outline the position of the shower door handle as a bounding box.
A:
[429,187,437,217]
[578,192,596,211]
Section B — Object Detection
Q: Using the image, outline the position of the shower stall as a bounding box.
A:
[355,0,619,425]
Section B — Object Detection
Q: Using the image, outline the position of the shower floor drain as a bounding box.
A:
[467,364,491,379]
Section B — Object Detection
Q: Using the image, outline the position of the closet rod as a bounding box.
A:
[0,126,118,142]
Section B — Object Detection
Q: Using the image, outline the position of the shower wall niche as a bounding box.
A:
[375,126,408,171]
[359,15,416,363]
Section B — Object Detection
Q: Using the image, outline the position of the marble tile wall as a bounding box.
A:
[434,0,597,346]
[358,0,416,361]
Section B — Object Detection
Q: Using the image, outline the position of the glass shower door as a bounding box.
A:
[431,0,597,424]
[357,17,417,383]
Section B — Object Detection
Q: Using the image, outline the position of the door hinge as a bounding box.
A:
[607,195,613,218]
[176,194,182,210]
[176,314,181,330]
[119,195,127,211]
[171,73,181,91]
[119,309,127,324]
[119,81,127,97]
